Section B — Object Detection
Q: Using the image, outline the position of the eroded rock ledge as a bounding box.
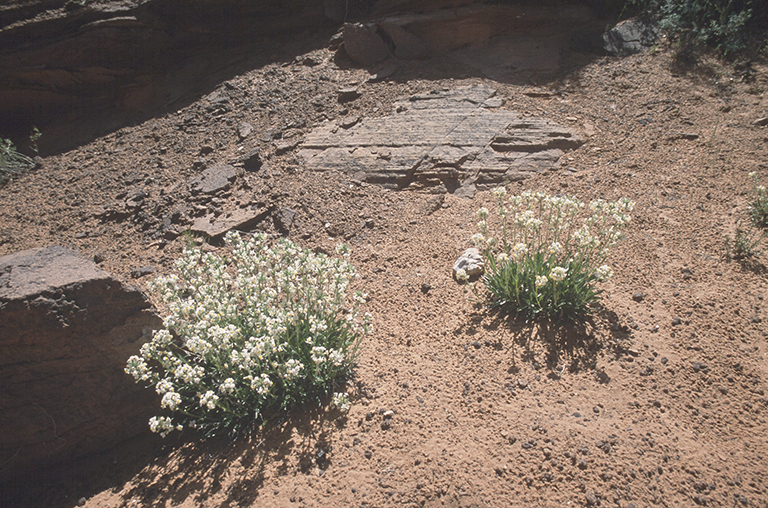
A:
[300,85,584,193]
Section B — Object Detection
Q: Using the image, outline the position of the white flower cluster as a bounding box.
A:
[199,390,219,410]
[594,265,614,281]
[149,416,177,438]
[549,266,568,282]
[128,231,370,437]
[249,373,273,395]
[331,392,351,412]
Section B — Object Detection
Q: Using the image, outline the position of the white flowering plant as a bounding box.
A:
[468,187,634,322]
[126,231,370,438]
[748,172,768,230]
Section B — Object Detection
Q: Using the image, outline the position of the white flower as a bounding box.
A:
[250,374,273,396]
[155,379,174,395]
[199,390,219,410]
[328,349,345,366]
[161,391,182,411]
[311,346,328,364]
[549,266,568,282]
[219,377,236,395]
[335,244,350,257]
[512,243,528,262]
[496,252,509,263]
[477,207,489,220]
[455,268,469,282]
[125,356,150,381]
[331,392,351,412]
[548,242,562,255]
[471,233,485,246]
[282,359,304,380]
[152,329,173,347]
[149,416,175,438]
[492,187,507,199]
[535,275,548,288]
[595,265,613,281]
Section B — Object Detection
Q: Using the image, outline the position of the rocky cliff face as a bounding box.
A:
[0,0,614,155]
[0,0,329,154]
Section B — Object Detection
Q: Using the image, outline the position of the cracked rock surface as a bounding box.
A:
[300,85,584,193]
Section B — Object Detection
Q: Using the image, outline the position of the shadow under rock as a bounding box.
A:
[119,403,345,508]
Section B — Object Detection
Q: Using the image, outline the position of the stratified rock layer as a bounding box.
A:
[300,85,584,193]
[0,246,161,481]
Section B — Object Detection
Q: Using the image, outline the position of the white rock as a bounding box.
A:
[453,247,484,278]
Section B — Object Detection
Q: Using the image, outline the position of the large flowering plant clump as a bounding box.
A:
[126,232,370,437]
[460,187,634,322]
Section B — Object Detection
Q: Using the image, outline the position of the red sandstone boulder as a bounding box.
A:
[0,246,161,481]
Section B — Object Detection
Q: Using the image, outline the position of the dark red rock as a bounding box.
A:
[0,246,161,481]
[341,23,391,67]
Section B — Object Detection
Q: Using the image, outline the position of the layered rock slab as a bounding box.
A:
[300,85,584,192]
[0,246,161,481]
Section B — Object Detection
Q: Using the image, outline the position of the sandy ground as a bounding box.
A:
[1,34,768,508]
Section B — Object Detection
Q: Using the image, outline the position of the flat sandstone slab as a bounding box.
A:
[300,85,584,192]
[191,208,269,238]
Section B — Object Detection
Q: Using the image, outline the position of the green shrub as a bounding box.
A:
[0,137,36,186]
[623,0,768,56]
[126,232,370,438]
[461,188,633,322]
[725,223,762,259]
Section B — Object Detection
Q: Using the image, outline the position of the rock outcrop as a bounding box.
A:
[0,0,328,154]
[300,85,584,192]
[0,246,161,481]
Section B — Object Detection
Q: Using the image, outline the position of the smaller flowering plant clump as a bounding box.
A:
[468,187,634,321]
[748,172,768,230]
[126,232,370,438]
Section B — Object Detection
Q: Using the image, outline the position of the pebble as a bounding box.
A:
[337,87,361,103]
[517,378,529,389]
[78,498,87,507]
[672,317,682,326]
[453,247,484,278]
[130,266,156,278]
[633,291,645,302]
[692,361,705,372]
[237,121,253,140]
[420,283,432,294]
[593,406,600,414]
[364,450,372,459]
